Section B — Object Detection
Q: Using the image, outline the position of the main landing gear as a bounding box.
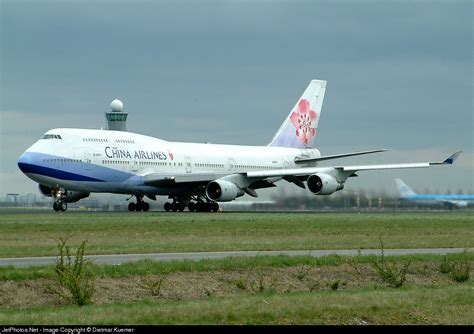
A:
[128,195,150,212]
[52,189,67,212]
[163,196,219,212]
[188,201,219,212]
[53,201,67,212]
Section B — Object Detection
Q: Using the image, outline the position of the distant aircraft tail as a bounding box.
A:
[269,80,326,148]
[395,178,417,198]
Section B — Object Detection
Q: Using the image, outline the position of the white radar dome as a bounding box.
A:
[110,99,124,112]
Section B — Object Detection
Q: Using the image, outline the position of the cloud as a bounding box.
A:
[1,0,472,197]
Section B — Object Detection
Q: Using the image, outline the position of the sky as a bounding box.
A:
[1,0,472,200]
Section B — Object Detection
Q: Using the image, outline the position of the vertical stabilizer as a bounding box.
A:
[269,80,326,148]
[395,178,417,198]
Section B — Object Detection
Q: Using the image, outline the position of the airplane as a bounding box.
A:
[395,178,473,209]
[17,79,462,212]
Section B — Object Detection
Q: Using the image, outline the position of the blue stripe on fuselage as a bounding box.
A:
[18,152,134,183]
[18,162,105,182]
[410,194,474,201]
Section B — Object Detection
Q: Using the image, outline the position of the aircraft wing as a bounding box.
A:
[143,151,461,193]
[143,172,220,186]
[294,149,388,163]
[247,151,462,181]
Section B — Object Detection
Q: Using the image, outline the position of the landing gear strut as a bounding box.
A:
[128,195,150,212]
[52,189,67,212]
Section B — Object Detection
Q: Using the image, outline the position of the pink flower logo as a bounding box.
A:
[290,99,318,144]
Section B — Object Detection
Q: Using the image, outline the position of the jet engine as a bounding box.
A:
[38,184,89,202]
[206,180,244,202]
[38,184,53,197]
[307,173,344,195]
[64,190,90,203]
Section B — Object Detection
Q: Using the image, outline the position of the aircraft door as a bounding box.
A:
[185,156,192,173]
[131,158,139,173]
[228,158,235,172]
[83,153,93,171]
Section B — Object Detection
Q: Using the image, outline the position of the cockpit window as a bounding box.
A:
[42,134,62,140]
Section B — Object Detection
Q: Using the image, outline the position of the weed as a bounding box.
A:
[372,238,411,288]
[345,248,363,275]
[308,281,319,292]
[450,261,470,283]
[204,288,213,297]
[255,269,278,294]
[138,271,168,297]
[329,280,340,291]
[232,252,261,291]
[439,256,454,274]
[439,250,471,283]
[295,264,310,281]
[234,279,247,290]
[47,238,95,306]
[295,258,315,281]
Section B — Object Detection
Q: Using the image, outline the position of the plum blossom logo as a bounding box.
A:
[167,150,174,160]
[290,99,317,145]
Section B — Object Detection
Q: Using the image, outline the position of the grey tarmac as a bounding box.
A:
[0,248,470,268]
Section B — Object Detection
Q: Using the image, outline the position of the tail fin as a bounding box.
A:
[395,178,417,198]
[269,79,327,148]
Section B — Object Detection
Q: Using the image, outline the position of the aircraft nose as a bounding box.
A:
[17,152,33,173]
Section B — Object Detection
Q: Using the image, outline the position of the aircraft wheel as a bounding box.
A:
[142,202,150,212]
[60,202,67,212]
[178,203,185,212]
[128,202,136,211]
[211,202,219,212]
[164,202,171,212]
[196,202,204,212]
[188,202,196,212]
[171,202,178,212]
[135,202,143,212]
[53,202,60,212]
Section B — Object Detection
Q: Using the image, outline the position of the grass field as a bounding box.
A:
[0,211,473,257]
[2,283,473,325]
[0,211,472,325]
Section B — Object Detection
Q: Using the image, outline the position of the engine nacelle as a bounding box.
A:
[38,184,53,197]
[307,173,344,195]
[64,191,90,203]
[206,180,244,202]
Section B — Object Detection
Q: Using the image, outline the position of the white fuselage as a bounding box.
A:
[18,128,320,196]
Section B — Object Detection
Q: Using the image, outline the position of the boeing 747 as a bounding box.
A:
[17,80,461,211]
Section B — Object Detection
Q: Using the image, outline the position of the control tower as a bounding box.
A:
[105,99,128,131]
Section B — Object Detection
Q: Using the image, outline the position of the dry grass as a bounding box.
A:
[0,261,467,309]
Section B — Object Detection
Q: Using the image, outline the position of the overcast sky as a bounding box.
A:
[1,0,472,199]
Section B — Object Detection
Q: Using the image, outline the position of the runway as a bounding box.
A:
[0,248,469,268]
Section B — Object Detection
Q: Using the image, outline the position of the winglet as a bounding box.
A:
[442,151,462,165]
